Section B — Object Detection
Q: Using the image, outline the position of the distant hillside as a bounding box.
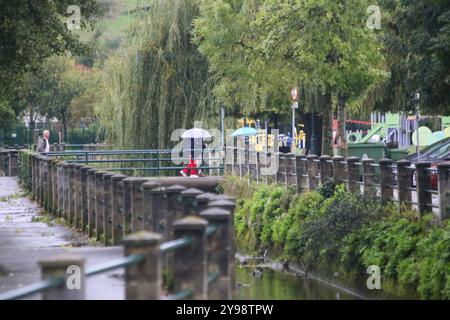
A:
[77,0,148,62]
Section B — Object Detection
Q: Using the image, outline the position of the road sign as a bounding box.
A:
[291,102,299,109]
[290,86,299,102]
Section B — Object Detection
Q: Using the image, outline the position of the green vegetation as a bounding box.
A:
[229,178,450,299]
[0,0,105,118]
[96,0,217,149]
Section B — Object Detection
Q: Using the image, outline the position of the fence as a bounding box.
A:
[0,149,236,300]
[41,148,224,177]
[225,147,450,224]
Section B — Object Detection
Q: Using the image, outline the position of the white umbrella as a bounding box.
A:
[181,128,212,139]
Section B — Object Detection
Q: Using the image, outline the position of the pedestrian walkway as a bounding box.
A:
[0,177,125,299]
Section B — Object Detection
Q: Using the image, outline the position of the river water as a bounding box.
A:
[235,266,359,300]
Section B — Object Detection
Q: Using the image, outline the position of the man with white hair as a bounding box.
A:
[37,130,51,153]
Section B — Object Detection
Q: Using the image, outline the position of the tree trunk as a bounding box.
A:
[61,113,67,143]
[337,93,348,157]
[321,90,333,156]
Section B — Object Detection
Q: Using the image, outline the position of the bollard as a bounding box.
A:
[122,178,148,235]
[200,207,232,300]
[180,188,203,216]
[248,148,257,183]
[38,156,44,206]
[56,162,66,217]
[0,150,7,176]
[67,163,76,226]
[346,157,360,194]
[129,178,149,234]
[111,174,127,245]
[437,163,450,223]
[38,255,85,300]
[379,159,394,203]
[31,155,37,199]
[51,159,59,215]
[276,152,285,184]
[123,232,163,300]
[165,185,187,237]
[196,193,215,212]
[102,173,115,246]
[41,157,50,212]
[72,164,83,229]
[397,160,412,210]
[332,156,346,186]
[207,198,236,299]
[45,158,54,214]
[149,187,169,237]
[225,146,234,174]
[142,181,162,233]
[8,149,18,176]
[295,155,306,193]
[94,171,108,242]
[173,216,208,300]
[362,158,377,198]
[415,162,432,215]
[319,155,332,185]
[62,162,71,221]
[286,153,296,187]
[122,178,133,237]
[79,166,92,233]
[306,155,319,190]
[87,168,97,238]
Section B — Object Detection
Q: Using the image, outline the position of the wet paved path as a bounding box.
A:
[0,177,125,299]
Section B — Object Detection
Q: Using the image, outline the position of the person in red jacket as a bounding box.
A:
[180,158,200,177]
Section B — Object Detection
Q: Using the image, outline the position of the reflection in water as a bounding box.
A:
[235,267,358,300]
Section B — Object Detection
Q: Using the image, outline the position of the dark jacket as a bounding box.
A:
[36,136,48,153]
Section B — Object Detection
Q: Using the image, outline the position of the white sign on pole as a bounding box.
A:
[291,102,299,109]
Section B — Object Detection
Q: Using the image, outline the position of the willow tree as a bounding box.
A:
[97,0,217,149]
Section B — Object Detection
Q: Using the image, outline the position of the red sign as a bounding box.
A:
[290,87,299,102]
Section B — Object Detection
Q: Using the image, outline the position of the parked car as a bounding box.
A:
[408,139,450,189]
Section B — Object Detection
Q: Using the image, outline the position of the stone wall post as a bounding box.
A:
[72,164,83,229]
[397,160,412,210]
[180,188,203,216]
[200,207,232,300]
[319,155,332,185]
[128,178,149,234]
[94,171,107,242]
[362,158,377,198]
[346,157,360,194]
[62,163,71,221]
[87,168,97,238]
[295,155,306,193]
[102,173,115,246]
[379,159,394,202]
[415,162,432,214]
[332,156,346,186]
[67,163,76,226]
[149,187,169,237]
[123,233,163,300]
[111,174,127,245]
[173,216,208,300]
[51,159,59,214]
[165,185,187,237]
[306,155,319,190]
[56,162,65,217]
[8,150,18,176]
[123,178,133,237]
[38,255,85,300]
[437,163,450,223]
[142,181,162,233]
[79,166,92,233]
[0,150,7,176]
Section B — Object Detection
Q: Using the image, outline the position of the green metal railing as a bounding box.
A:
[42,148,225,176]
[0,225,220,300]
